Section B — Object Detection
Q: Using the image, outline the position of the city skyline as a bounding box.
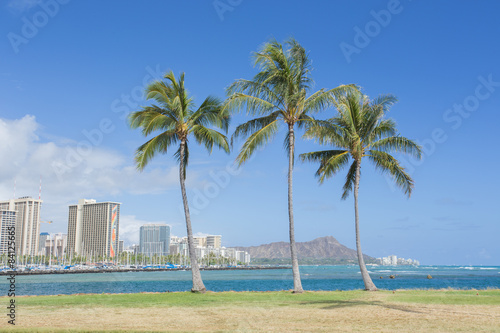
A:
[1,1,499,265]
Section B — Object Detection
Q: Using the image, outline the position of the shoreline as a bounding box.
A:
[0,265,290,276]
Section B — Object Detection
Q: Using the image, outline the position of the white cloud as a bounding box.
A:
[194,232,211,237]
[0,115,188,232]
[0,115,38,176]
[0,115,181,197]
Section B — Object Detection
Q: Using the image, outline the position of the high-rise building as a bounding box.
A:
[0,197,42,256]
[193,236,207,247]
[139,224,170,256]
[118,240,124,254]
[169,244,179,255]
[206,235,222,248]
[0,210,16,255]
[235,250,251,265]
[67,199,120,258]
[39,232,50,254]
[52,233,67,257]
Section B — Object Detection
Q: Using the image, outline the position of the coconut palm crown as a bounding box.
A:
[129,71,230,292]
[225,38,354,293]
[300,90,422,290]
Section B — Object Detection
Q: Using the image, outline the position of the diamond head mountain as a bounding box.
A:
[235,236,376,265]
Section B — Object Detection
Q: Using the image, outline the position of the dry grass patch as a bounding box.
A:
[1,290,499,332]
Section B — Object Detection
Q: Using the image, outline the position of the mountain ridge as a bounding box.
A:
[235,236,375,263]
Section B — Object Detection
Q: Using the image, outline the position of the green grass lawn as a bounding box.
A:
[387,289,500,305]
[16,290,368,308]
[15,289,500,307]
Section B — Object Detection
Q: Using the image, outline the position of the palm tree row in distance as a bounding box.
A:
[129,38,422,293]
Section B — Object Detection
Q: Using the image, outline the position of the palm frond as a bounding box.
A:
[191,96,229,132]
[130,71,230,175]
[287,37,313,91]
[300,150,350,183]
[128,107,177,136]
[231,111,282,145]
[303,119,350,148]
[301,89,421,200]
[226,79,283,110]
[304,84,358,115]
[235,119,279,165]
[344,91,363,134]
[367,150,414,197]
[295,114,314,129]
[341,161,357,200]
[367,118,397,143]
[360,94,398,140]
[303,88,330,114]
[225,92,279,116]
[134,130,178,171]
[370,94,398,112]
[369,136,422,159]
[192,125,230,154]
[145,80,173,107]
[228,38,356,169]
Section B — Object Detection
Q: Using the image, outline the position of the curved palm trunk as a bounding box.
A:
[288,125,303,293]
[179,140,206,293]
[354,161,377,291]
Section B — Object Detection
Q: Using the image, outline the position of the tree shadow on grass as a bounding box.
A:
[301,299,424,314]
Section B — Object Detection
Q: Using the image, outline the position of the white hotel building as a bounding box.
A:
[0,197,42,256]
[67,199,120,258]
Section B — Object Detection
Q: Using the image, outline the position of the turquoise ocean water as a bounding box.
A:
[4,265,499,296]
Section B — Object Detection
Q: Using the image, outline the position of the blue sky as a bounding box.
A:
[1,0,499,265]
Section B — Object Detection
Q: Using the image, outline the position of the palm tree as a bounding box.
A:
[225,38,353,293]
[300,90,422,291]
[129,71,230,292]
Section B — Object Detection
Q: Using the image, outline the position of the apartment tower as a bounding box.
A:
[67,199,120,258]
[38,232,50,255]
[0,210,16,255]
[0,197,42,256]
[139,224,170,257]
[206,235,222,248]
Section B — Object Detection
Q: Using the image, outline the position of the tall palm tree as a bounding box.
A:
[300,90,422,291]
[129,71,230,293]
[225,38,353,293]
